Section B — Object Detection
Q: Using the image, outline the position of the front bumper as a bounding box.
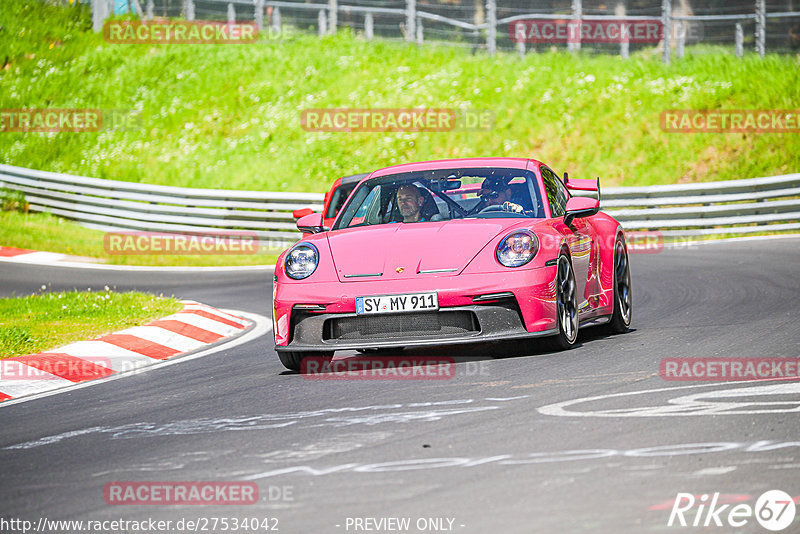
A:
[278,301,558,352]
[274,267,560,351]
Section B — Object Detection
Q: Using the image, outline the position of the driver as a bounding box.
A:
[395,184,427,222]
[478,177,524,213]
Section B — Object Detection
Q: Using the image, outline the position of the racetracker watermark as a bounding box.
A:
[0,109,144,133]
[103,231,258,255]
[104,482,259,505]
[300,108,494,132]
[664,490,796,530]
[660,358,800,381]
[661,110,800,133]
[509,19,663,44]
[103,20,257,44]
[0,357,112,380]
[300,356,460,380]
[535,231,694,254]
[0,109,101,133]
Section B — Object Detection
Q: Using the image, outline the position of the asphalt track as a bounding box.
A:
[1,237,799,534]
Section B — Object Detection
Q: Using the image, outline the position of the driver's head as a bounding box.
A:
[396,184,425,222]
[479,177,512,206]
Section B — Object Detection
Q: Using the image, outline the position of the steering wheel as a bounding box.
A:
[477,204,506,214]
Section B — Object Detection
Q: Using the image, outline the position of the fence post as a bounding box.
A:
[91,0,110,32]
[486,0,497,56]
[406,0,416,42]
[146,0,153,19]
[416,15,423,44]
[184,0,194,21]
[130,0,144,17]
[676,22,685,58]
[272,5,281,34]
[365,13,374,40]
[616,1,628,59]
[735,22,744,57]
[318,9,327,36]
[329,0,337,35]
[661,0,672,64]
[568,0,582,52]
[254,0,264,32]
[516,40,525,57]
[755,0,765,57]
[227,3,235,24]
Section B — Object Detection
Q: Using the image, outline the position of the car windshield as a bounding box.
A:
[333,167,545,230]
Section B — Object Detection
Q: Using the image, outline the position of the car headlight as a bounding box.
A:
[496,230,538,268]
[284,243,319,280]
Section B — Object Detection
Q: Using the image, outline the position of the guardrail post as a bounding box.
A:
[755,0,765,57]
[328,0,337,35]
[227,3,235,24]
[146,0,153,19]
[568,0,582,52]
[272,5,281,34]
[318,9,327,36]
[661,0,672,64]
[735,22,744,57]
[406,0,416,42]
[254,0,264,32]
[365,13,374,40]
[416,15,423,44]
[676,22,685,58]
[486,0,497,56]
[184,0,194,21]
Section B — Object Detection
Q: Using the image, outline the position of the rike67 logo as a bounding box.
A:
[666,490,796,531]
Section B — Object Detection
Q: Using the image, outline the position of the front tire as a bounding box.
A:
[278,351,333,372]
[604,236,632,334]
[549,254,579,350]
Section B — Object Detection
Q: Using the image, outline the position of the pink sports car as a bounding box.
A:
[273,158,631,372]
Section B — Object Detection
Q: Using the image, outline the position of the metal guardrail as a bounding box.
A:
[0,164,323,247]
[2,164,799,244]
[601,173,800,238]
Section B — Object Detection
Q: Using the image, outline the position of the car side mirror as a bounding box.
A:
[292,208,314,219]
[563,197,600,226]
[296,212,326,234]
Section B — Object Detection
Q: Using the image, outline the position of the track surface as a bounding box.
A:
[1,238,799,534]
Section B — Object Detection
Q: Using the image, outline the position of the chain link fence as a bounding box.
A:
[95,0,800,60]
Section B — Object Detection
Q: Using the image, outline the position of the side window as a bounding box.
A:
[326,183,357,219]
[541,168,568,217]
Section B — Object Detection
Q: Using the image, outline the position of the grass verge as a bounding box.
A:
[0,290,183,359]
[0,1,798,192]
[0,211,282,266]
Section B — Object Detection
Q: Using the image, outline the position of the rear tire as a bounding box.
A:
[604,237,632,335]
[278,351,333,372]
[547,254,579,350]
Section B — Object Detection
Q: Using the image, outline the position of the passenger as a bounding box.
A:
[479,177,524,213]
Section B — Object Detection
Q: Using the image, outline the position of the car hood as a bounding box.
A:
[327,219,524,281]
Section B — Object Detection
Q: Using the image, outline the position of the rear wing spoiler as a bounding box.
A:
[563,172,600,200]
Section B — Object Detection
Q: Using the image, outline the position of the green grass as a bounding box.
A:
[0,210,282,266]
[1,0,798,194]
[0,290,183,359]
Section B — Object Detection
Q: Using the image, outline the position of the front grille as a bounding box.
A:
[323,311,479,341]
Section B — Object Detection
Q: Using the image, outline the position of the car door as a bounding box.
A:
[541,167,601,314]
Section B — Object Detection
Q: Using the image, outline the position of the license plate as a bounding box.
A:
[356,292,438,315]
